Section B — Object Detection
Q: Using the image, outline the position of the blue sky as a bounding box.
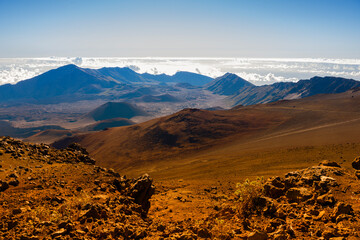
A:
[0,0,359,58]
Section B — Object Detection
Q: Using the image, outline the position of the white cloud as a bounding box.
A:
[236,72,298,85]
[0,66,40,85]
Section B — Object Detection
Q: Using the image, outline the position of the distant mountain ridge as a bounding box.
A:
[0,64,214,103]
[204,73,360,106]
[0,64,118,102]
[141,71,213,86]
[228,76,360,106]
[1,64,359,107]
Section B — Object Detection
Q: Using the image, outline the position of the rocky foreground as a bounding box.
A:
[0,137,155,240]
[1,137,360,239]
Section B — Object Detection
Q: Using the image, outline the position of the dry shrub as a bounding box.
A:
[235,177,264,217]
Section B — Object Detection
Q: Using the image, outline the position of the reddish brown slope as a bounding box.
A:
[53,88,360,179]
[54,108,288,169]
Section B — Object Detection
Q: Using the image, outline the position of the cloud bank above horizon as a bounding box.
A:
[0,57,360,86]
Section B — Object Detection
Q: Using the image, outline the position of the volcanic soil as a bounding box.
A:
[1,137,360,239]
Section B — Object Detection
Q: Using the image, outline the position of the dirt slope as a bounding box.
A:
[52,89,360,180]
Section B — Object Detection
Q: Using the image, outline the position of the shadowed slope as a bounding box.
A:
[141,71,213,86]
[228,76,360,106]
[0,64,119,102]
[84,102,148,121]
[206,73,254,95]
[80,117,134,131]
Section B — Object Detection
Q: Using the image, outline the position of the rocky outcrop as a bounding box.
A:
[0,136,95,166]
[240,161,360,239]
[0,137,155,239]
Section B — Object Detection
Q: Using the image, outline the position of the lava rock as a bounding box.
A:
[352,156,360,170]
[0,180,9,192]
[130,174,155,213]
[332,202,353,218]
[286,187,313,203]
[319,160,341,168]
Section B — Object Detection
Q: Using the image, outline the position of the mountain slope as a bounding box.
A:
[136,94,181,103]
[206,73,254,95]
[53,88,360,178]
[95,67,148,83]
[0,64,120,103]
[0,64,215,103]
[52,107,289,169]
[81,117,135,131]
[0,120,65,138]
[141,71,213,86]
[84,102,148,121]
[287,76,360,97]
[229,82,296,106]
[229,76,360,106]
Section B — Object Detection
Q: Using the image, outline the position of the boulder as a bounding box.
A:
[197,228,212,238]
[316,194,336,206]
[320,176,338,187]
[0,180,9,192]
[319,160,341,168]
[66,143,88,155]
[8,173,19,179]
[352,156,360,170]
[79,204,108,222]
[263,178,285,199]
[8,179,19,187]
[130,174,155,213]
[254,196,277,215]
[12,208,22,215]
[286,187,313,202]
[332,202,353,218]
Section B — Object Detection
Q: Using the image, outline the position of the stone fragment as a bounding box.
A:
[79,204,108,222]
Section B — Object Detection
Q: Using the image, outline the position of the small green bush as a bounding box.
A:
[235,177,264,217]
